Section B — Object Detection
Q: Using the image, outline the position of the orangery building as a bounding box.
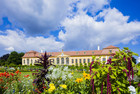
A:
[22,45,119,66]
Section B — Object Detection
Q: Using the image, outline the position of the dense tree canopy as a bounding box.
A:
[0,54,9,61]
[0,51,24,66]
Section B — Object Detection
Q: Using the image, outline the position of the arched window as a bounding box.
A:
[109,56,112,59]
[31,59,33,65]
[27,59,29,65]
[61,57,64,64]
[66,57,69,65]
[103,58,106,61]
[83,59,86,63]
[75,59,77,63]
[88,59,90,63]
[79,59,81,63]
[24,60,25,64]
[72,59,74,64]
[57,58,59,64]
[109,50,112,53]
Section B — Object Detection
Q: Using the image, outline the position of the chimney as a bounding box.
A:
[97,45,100,50]
[41,49,43,53]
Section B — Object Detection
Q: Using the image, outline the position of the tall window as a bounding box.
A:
[83,59,86,63]
[50,59,54,64]
[75,59,77,63]
[88,59,90,63]
[103,58,106,61]
[79,59,81,63]
[72,59,74,64]
[24,60,25,64]
[96,58,99,61]
[52,59,54,64]
[57,58,59,64]
[109,50,112,53]
[66,57,69,65]
[109,56,112,59]
[27,59,29,65]
[31,59,33,65]
[61,57,64,64]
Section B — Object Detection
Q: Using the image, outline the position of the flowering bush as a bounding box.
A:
[0,48,139,94]
[90,48,139,94]
[0,71,34,94]
[44,66,92,94]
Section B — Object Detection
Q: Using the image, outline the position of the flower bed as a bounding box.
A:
[0,48,140,94]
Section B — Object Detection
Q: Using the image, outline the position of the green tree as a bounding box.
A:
[7,51,24,65]
[132,57,137,64]
[0,54,9,66]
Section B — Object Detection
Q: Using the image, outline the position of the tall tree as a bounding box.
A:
[7,51,24,65]
[0,54,9,61]
[0,54,9,66]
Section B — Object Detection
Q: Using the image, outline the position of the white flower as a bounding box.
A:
[48,66,54,71]
[63,66,68,71]
[62,75,67,80]
[128,85,136,94]
[68,73,72,79]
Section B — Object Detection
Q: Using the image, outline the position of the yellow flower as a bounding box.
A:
[60,84,67,89]
[49,83,54,87]
[47,83,56,93]
[71,72,74,75]
[75,78,83,83]
[48,85,56,92]
[83,71,91,80]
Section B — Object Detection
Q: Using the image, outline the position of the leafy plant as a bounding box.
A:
[33,52,55,93]
[90,47,139,94]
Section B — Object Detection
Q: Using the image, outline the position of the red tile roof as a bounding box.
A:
[22,45,119,58]
[103,45,119,49]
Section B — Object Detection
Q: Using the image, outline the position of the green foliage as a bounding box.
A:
[7,51,24,65]
[90,48,139,94]
[0,54,9,66]
[137,62,140,66]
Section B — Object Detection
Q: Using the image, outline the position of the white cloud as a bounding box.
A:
[60,8,140,50]
[5,46,14,51]
[0,0,75,35]
[0,0,140,56]
[0,0,110,35]
[0,30,64,53]
[138,57,140,63]
[76,0,109,15]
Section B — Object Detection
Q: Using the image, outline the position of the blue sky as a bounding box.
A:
[0,0,140,63]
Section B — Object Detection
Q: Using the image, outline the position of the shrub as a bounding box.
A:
[90,47,139,94]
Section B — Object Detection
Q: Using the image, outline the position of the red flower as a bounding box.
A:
[18,79,21,82]
[138,83,140,87]
[35,88,38,91]
[10,73,14,77]
[5,87,8,89]
[6,74,10,78]
[0,78,3,82]
[24,75,29,78]
[15,70,19,74]
[43,86,46,89]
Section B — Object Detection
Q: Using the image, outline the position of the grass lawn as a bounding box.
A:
[19,71,83,80]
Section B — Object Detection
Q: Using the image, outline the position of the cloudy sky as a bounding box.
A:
[0,0,140,62]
